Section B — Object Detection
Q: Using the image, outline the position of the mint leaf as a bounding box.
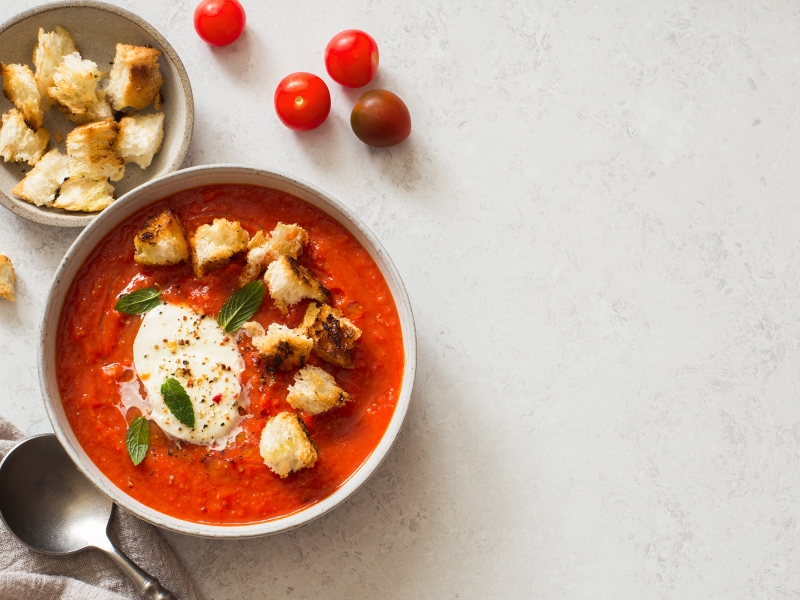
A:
[115,286,161,314]
[160,378,195,428]
[217,281,265,332]
[126,417,149,466]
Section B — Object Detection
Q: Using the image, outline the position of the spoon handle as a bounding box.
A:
[104,541,177,600]
[139,577,178,600]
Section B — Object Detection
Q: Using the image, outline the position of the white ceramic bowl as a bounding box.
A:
[38,165,416,538]
[0,1,194,227]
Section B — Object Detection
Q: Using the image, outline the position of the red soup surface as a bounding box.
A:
[56,185,404,525]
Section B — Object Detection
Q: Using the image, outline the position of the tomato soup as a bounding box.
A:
[56,185,404,524]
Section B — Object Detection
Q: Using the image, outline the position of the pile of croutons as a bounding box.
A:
[0,26,165,212]
[133,210,362,478]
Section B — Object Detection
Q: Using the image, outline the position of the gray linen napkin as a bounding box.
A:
[0,416,203,600]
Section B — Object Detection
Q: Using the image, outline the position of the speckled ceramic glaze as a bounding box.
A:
[0,1,193,228]
[39,165,417,538]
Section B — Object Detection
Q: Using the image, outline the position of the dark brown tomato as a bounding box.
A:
[350,89,411,148]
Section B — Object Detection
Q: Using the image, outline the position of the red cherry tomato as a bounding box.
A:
[274,73,331,132]
[194,0,246,47]
[351,89,411,147]
[324,30,379,88]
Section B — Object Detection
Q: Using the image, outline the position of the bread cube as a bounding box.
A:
[1,63,43,130]
[62,91,113,125]
[247,323,313,372]
[52,177,114,212]
[33,26,76,109]
[106,44,163,111]
[189,218,249,277]
[0,255,15,302]
[48,52,103,116]
[301,303,362,368]
[268,223,308,260]
[264,255,331,314]
[134,208,189,265]
[286,365,352,415]
[238,231,270,286]
[114,113,164,169]
[259,412,317,478]
[241,320,265,339]
[11,149,70,206]
[66,118,124,182]
[0,109,49,165]
[239,223,309,286]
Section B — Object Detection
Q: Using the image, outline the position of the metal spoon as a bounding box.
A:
[0,434,176,600]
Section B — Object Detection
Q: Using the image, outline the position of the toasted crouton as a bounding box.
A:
[239,223,309,286]
[52,177,114,212]
[134,208,189,265]
[0,255,15,302]
[239,231,270,286]
[264,255,331,314]
[286,365,352,415]
[106,44,163,111]
[0,109,49,165]
[114,113,164,169]
[11,149,69,206]
[66,118,124,182]
[247,323,313,372]
[48,52,104,116]
[269,223,308,260]
[62,90,113,125]
[189,218,249,277]
[259,412,317,478]
[33,26,76,109]
[1,63,43,130]
[301,303,362,368]
[241,320,265,339]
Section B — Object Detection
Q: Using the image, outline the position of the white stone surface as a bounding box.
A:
[2,0,800,597]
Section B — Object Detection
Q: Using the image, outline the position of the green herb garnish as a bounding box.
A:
[160,378,195,428]
[115,286,161,314]
[126,416,149,466]
[217,280,265,332]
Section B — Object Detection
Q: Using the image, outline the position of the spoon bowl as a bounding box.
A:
[0,434,111,555]
[0,434,177,599]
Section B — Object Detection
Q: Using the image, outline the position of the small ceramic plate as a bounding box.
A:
[0,1,194,228]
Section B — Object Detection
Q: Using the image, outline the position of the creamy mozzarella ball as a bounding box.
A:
[132,302,244,445]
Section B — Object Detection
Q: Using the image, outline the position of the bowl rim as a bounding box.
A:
[0,0,195,228]
[38,164,417,538]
